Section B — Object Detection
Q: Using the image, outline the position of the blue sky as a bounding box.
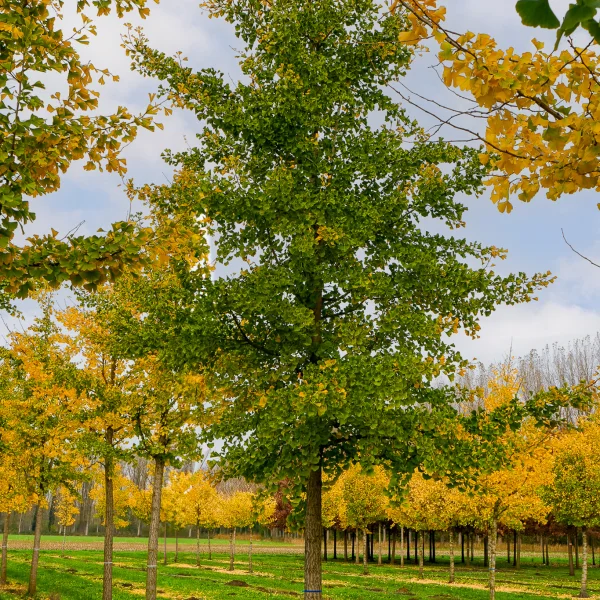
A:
[13,0,600,366]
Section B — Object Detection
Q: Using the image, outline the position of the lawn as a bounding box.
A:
[0,547,598,599]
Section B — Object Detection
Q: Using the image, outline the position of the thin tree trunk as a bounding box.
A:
[591,535,595,567]
[466,531,471,567]
[484,533,489,567]
[391,529,396,565]
[62,529,66,557]
[248,530,253,574]
[103,442,115,600]
[407,529,411,563]
[378,523,382,565]
[363,529,369,575]
[1,512,10,585]
[489,519,498,600]
[507,533,510,563]
[418,531,424,579]
[175,528,179,563]
[461,531,464,564]
[400,526,404,567]
[323,528,327,562]
[576,529,580,570]
[196,522,200,566]
[229,527,236,571]
[344,530,348,562]
[145,456,165,600]
[541,534,545,565]
[449,529,455,584]
[546,538,550,566]
[27,503,43,596]
[333,529,337,560]
[208,528,212,560]
[355,532,359,564]
[304,467,322,600]
[569,532,575,576]
[471,531,475,564]
[516,532,521,570]
[352,532,356,563]
[580,529,589,598]
[163,522,167,566]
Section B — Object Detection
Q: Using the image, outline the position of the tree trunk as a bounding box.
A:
[196,522,200,566]
[516,532,521,570]
[546,538,550,566]
[407,529,411,563]
[449,529,455,584]
[591,535,595,567]
[352,532,356,563]
[418,531,424,579]
[175,528,179,563]
[489,519,498,600]
[541,534,545,565]
[333,529,337,560]
[576,529,580,570]
[466,531,471,567]
[355,532,359,564]
[163,522,168,566]
[400,526,404,567]
[27,503,43,596]
[378,523,382,565]
[103,443,115,600]
[363,529,369,575]
[569,532,575,576]
[484,533,489,567]
[208,528,212,560]
[1,512,10,585]
[461,531,465,564]
[229,527,236,571]
[145,456,165,600]
[304,467,322,600]
[323,528,327,562]
[507,533,510,563]
[471,531,475,564]
[62,529,66,557]
[248,530,253,574]
[580,529,589,598]
[344,530,348,561]
[414,530,418,565]
[391,529,396,565]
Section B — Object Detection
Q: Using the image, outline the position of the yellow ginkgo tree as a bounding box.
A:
[218,491,255,572]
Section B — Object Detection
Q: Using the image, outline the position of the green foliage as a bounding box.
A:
[124,0,553,503]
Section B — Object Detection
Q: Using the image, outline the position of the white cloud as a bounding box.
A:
[453,302,600,364]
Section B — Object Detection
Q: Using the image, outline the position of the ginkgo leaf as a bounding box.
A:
[516,0,560,28]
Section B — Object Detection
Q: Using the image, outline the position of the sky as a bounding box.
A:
[11,0,600,366]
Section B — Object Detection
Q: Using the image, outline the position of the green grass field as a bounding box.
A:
[0,547,598,599]
[6,534,296,547]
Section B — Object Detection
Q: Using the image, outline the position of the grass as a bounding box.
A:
[7,535,296,547]
[0,547,599,599]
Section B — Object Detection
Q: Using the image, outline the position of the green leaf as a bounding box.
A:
[516,0,561,28]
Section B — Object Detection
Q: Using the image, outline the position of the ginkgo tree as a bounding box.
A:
[55,487,80,556]
[125,0,558,597]
[218,491,255,572]
[0,299,87,596]
[542,420,600,599]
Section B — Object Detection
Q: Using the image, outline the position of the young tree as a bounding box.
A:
[541,421,600,599]
[340,465,388,575]
[180,470,219,565]
[59,304,133,600]
[126,1,556,597]
[55,487,80,556]
[218,492,255,572]
[0,301,87,596]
